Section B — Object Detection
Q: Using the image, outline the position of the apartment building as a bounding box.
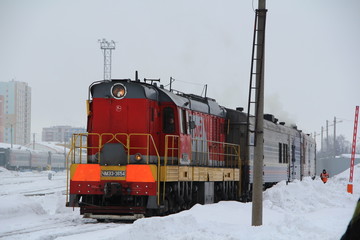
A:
[0,80,31,145]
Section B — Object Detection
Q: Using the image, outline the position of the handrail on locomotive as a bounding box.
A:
[66,132,241,206]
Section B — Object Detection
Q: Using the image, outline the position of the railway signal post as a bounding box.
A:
[347,105,359,194]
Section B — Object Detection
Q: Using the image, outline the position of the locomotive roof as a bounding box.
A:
[158,88,226,117]
[89,79,226,118]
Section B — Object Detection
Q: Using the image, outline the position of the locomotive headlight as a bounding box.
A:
[134,153,142,161]
[111,84,127,99]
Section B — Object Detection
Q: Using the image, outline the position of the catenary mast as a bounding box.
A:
[250,0,266,226]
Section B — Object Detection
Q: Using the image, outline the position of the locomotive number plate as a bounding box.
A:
[101,170,126,177]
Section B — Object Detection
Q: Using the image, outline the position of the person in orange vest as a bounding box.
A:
[320,169,329,183]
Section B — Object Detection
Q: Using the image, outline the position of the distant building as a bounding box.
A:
[42,125,86,142]
[0,80,31,145]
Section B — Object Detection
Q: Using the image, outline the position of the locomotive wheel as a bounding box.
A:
[181,202,188,211]
[162,198,170,216]
[168,196,176,214]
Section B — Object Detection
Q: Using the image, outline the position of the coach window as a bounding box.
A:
[163,107,175,133]
[284,144,288,163]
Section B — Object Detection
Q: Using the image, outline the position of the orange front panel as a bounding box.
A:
[71,164,101,181]
[126,165,156,182]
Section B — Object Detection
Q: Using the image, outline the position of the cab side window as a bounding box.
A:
[180,109,189,134]
[163,107,175,133]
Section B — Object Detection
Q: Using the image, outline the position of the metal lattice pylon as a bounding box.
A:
[99,39,116,80]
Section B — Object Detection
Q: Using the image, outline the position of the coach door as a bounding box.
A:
[178,108,191,165]
[289,136,301,181]
[287,136,295,181]
[290,144,296,181]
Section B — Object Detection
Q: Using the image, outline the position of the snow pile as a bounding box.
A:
[0,166,15,176]
[264,177,357,213]
[0,166,359,239]
[0,194,46,218]
[261,178,358,240]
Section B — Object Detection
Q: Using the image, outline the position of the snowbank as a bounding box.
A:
[0,165,359,239]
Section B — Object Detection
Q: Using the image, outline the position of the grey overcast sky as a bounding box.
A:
[0,0,359,148]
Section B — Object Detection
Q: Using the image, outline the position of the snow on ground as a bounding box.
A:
[0,143,31,151]
[0,166,359,240]
[1,142,67,154]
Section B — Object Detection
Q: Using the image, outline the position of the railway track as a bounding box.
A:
[0,172,66,196]
[0,217,125,239]
[0,170,134,240]
[22,187,67,197]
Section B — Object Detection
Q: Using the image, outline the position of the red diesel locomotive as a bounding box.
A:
[66,75,316,220]
[66,76,241,220]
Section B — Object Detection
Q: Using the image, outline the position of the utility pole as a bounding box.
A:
[326,120,329,153]
[321,126,324,152]
[251,0,266,226]
[334,117,336,157]
[99,39,116,81]
[10,124,13,148]
[320,118,342,154]
[64,134,67,159]
[33,133,36,150]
